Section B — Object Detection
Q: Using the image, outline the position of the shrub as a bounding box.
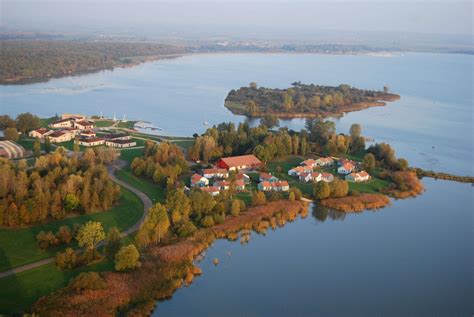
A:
[56,248,77,270]
[201,215,215,228]
[231,199,242,216]
[115,245,141,272]
[176,221,197,238]
[56,225,73,244]
[213,213,225,225]
[36,230,60,249]
[288,192,296,202]
[251,192,266,206]
[313,182,330,200]
[68,272,106,292]
[105,227,122,260]
[289,187,302,201]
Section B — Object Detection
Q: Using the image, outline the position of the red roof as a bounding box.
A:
[215,180,230,186]
[234,180,245,187]
[201,186,220,193]
[203,168,227,174]
[191,174,205,184]
[342,162,355,170]
[322,173,333,178]
[302,159,317,166]
[34,128,51,135]
[80,137,104,143]
[260,172,273,180]
[75,120,93,126]
[260,181,271,188]
[357,171,369,177]
[81,130,95,135]
[49,131,66,138]
[273,181,289,187]
[217,154,261,169]
[51,118,72,124]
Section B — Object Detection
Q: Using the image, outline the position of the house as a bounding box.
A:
[288,166,312,177]
[103,133,132,141]
[216,154,262,171]
[62,127,80,136]
[74,120,94,130]
[200,186,220,196]
[48,130,74,143]
[213,180,230,191]
[338,158,355,166]
[80,130,96,138]
[321,173,334,182]
[338,162,355,174]
[259,172,278,183]
[272,181,290,192]
[49,118,74,129]
[78,137,105,147]
[316,157,334,167]
[258,181,272,191]
[301,159,318,168]
[105,139,137,148]
[236,172,250,184]
[202,168,229,179]
[29,128,52,139]
[61,113,86,121]
[345,171,370,182]
[0,140,26,159]
[300,172,322,183]
[191,174,209,188]
[234,180,246,191]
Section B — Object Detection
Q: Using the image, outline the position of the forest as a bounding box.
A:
[0,41,188,83]
[225,82,399,118]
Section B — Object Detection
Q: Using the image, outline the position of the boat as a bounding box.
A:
[203,121,209,125]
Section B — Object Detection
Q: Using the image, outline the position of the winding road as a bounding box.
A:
[0,160,152,279]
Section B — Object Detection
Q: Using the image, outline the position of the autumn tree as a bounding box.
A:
[251,192,266,206]
[4,127,19,142]
[33,137,41,157]
[136,203,170,247]
[313,181,330,200]
[363,153,376,173]
[16,112,40,134]
[115,244,141,272]
[105,227,122,260]
[76,221,105,260]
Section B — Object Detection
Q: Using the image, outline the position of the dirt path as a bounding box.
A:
[0,160,152,279]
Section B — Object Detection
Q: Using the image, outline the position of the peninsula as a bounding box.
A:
[225,82,400,118]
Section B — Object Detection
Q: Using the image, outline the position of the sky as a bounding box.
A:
[1,0,472,40]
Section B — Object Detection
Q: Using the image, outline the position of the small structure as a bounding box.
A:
[258,181,272,191]
[321,173,334,182]
[49,118,74,129]
[0,140,26,159]
[216,154,262,171]
[316,157,334,167]
[29,127,52,139]
[103,133,132,141]
[288,166,312,177]
[213,180,230,191]
[74,120,94,130]
[236,172,250,184]
[202,168,229,179]
[345,171,370,182]
[48,130,75,143]
[234,180,246,191]
[78,137,105,147]
[105,139,137,148]
[338,162,355,175]
[200,186,220,196]
[272,181,290,192]
[259,172,278,183]
[191,174,209,188]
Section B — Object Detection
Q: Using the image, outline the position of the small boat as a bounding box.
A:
[203,121,209,125]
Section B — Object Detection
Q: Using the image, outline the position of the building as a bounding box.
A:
[49,118,74,129]
[61,113,86,121]
[0,140,26,159]
[272,181,290,192]
[338,162,355,174]
[103,133,131,141]
[258,181,272,191]
[288,166,312,177]
[48,130,75,143]
[105,139,137,148]
[191,174,209,188]
[78,137,105,147]
[29,128,53,139]
[200,186,220,196]
[321,173,334,182]
[259,172,278,183]
[345,171,370,182]
[316,157,334,167]
[234,180,246,191]
[202,168,229,179]
[80,130,96,138]
[216,154,262,171]
[301,159,318,168]
[236,172,250,184]
[213,180,230,191]
[74,120,94,130]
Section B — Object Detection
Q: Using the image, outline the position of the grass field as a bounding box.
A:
[115,167,166,203]
[0,188,143,272]
[94,120,115,127]
[16,137,42,152]
[172,139,195,150]
[119,147,144,163]
[117,121,136,129]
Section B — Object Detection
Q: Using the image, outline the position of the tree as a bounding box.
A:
[329,179,349,198]
[246,100,258,115]
[176,221,197,238]
[69,272,106,292]
[166,189,191,224]
[16,112,40,134]
[105,227,122,260]
[44,137,51,153]
[76,221,106,255]
[313,182,330,200]
[201,215,215,227]
[251,192,266,206]
[57,225,73,244]
[231,199,242,216]
[397,158,409,171]
[260,116,279,129]
[349,124,362,139]
[64,194,80,212]
[4,127,19,142]
[249,82,258,89]
[363,153,376,173]
[300,136,307,156]
[288,191,296,202]
[56,247,77,270]
[33,137,41,157]
[137,203,170,247]
[114,245,141,271]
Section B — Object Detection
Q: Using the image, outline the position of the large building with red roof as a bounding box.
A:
[216,154,262,171]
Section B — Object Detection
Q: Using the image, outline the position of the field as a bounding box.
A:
[115,167,166,203]
[94,120,115,127]
[0,188,143,272]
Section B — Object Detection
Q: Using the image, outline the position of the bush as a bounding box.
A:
[56,248,77,270]
[231,199,242,216]
[313,182,330,200]
[105,227,122,260]
[36,230,60,249]
[251,192,266,206]
[176,221,197,238]
[213,213,225,225]
[115,245,141,272]
[201,215,215,228]
[56,225,73,244]
[288,192,296,201]
[68,272,106,292]
[289,187,303,201]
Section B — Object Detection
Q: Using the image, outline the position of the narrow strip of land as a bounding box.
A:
[0,160,151,279]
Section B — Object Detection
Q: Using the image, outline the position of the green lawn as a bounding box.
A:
[94,120,115,127]
[0,188,143,272]
[119,147,144,163]
[172,139,195,150]
[115,167,166,203]
[117,121,136,129]
[16,137,42,152]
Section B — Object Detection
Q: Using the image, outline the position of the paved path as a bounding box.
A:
[0,160,152,279]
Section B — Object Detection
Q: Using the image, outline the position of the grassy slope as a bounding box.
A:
[94,120,115,127]
[0,188,143,272]
[115,167,166,203]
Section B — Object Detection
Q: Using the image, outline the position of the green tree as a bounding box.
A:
[44,137,51,153]
[76,221,106,255]
[105,227,122,260]
[16,112,40,134]
[64,194,80,212]
[166,189,191,224]
[363,153,376,173]
[137,203,170,247]
[397,158,409,171]
[114,245,141,271]
[4,127,19,142]
[313,182,330,200]
[33,137,41,157]
[349,124,362,138]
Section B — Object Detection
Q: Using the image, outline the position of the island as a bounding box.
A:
[225,82,400,118]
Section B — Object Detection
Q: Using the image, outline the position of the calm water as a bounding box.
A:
[1,53,472,174]
[154,179,473,317]
[0,53,473,316]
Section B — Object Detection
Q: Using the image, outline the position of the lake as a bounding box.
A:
[1,52,472,175]
[0,52,473,316]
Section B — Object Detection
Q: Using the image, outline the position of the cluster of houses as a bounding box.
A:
[257,173,290,192]
[287,157,371,183]
[190,168,249,196]
[28,114,136,148]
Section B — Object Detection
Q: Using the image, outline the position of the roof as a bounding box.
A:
[218,154,261,168]
[311,172,322,177]
[203,168,227,174]
[75,120,93,126]
[51,118,72,124]
[234,180,245,187]
[80,137,104,143]
[259,181,271,188]
[357,171,370,177]
[300,172,310,178]
[302,159,317,165]
[0,140,26,159]
[322,173,333,178]
[103,133,129,140]
[191,174,205,184]
[273,181,289,187]
[201,186,220,193]
[215,180,230,186]
[33,127,51,135]
[49,131,66,138]
[318,157,333,162]
[107,139,135,144]
[81,130,95,134]
[341,162,355,170]
[291,166,311,172]
[260,172,274,180]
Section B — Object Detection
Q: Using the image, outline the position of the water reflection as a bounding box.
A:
[312,204,347,222]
